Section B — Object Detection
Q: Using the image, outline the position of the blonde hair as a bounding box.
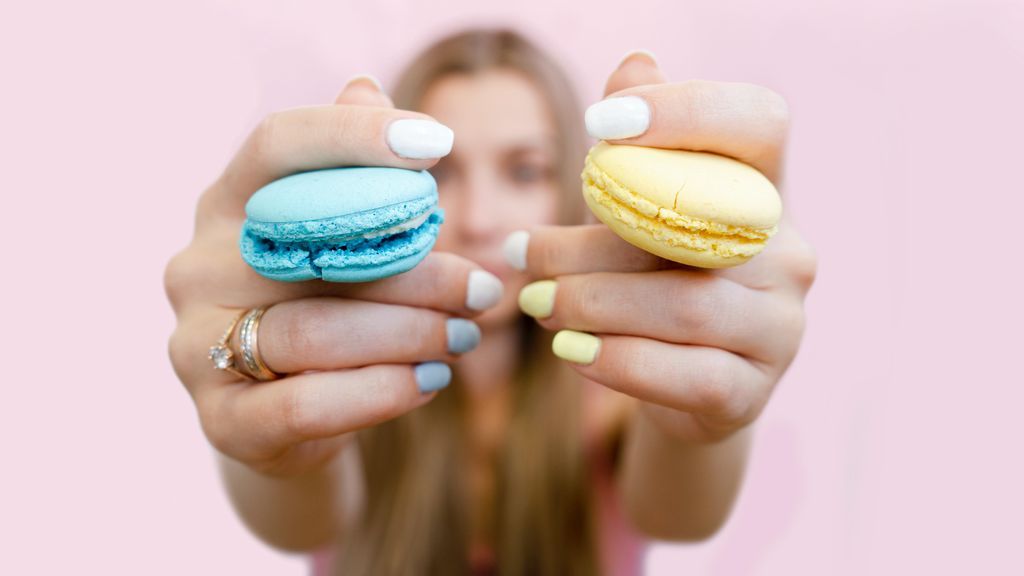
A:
[336,29,597,576]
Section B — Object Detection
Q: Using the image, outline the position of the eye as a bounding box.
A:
[508,162,549,185]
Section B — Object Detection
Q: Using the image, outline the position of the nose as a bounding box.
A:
[456,168,501,241]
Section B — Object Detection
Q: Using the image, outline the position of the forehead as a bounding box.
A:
[419,69,554,152]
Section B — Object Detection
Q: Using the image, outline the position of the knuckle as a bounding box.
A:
[758,88,790,132]
[681,79,716,102]
[195,186,229,224]
[624,345,660,386]
[767,304,807,366]
[599,338,657,391]
[408,313,443,356]
[563,277,601,324]
[274,303,322,362]
[280,380,318,440]
[163,249,197,311]
[695,354,744,418]
[249,112,282,166]
[400,252,466,309]
[790,246,819,291]
[166,327,193,383]
[534,231,563,276]
[164,242,228,308]
[363,370,407,422]
[776,237,818,292]
[781,302,807,340]
[679,80,713,126]
[421,255,456,300]
[197,396,232,454]
[671,284,720,335]
[326,106,369,150]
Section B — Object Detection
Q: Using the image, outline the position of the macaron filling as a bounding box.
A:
[582,155,776,260]
[244,195,438,243]
[241,205,443,281]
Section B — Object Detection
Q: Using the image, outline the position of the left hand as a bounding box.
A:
[508,53,817,443]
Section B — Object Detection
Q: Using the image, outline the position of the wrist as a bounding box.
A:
[637,401,749,446]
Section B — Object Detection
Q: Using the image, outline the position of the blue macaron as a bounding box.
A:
[240,167,444,282]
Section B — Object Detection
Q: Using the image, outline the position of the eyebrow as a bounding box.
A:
[492,136,557,156]
[442,135,558,162]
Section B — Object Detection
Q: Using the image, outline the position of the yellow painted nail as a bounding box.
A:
[518,280,557,318]
[552,330,601,365]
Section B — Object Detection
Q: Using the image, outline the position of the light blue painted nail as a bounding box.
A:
[414,362,451,394]
[446,318,481,355]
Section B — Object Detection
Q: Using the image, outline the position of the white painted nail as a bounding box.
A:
[466,270,504,311]
[387,119,455,159]
[585,96,650,140]
[616,49,658,69]
[502,230,529,271]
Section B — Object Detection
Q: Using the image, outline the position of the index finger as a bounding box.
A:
[587,60,789,182]
[206,105,453,216]
[202,73,456,220]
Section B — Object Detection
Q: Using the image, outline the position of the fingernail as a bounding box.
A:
[446,318,481,354]
[345,73,383,91]
[414,361,452,393]
[616,49,659,69]
[387,119,455,159]
[518,280,557,319]
[466,269,504,311]
[585,96,650,140]
[552,330,601,365]
[502,230,530,271]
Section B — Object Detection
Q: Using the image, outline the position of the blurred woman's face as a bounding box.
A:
[421,69,561,327]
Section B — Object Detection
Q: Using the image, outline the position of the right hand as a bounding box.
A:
[164,77,501,478]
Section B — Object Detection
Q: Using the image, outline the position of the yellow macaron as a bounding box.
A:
[581,142,782,268]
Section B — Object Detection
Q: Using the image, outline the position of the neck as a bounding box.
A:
[455,320,520,452]
[456,320,520,400]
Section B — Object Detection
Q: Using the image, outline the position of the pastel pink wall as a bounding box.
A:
[3,0,1022,574]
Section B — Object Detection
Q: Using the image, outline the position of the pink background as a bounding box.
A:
[3,0,1022,573]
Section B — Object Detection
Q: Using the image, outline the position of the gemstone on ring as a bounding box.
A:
[209,345,234,370]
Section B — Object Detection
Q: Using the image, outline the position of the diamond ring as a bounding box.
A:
[208,310,250,380]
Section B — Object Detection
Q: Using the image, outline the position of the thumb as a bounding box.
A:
[604,50,667,97]
[334,74,395,108]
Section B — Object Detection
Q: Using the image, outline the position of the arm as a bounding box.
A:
[618,407,751,540]
[217,447,344,552]
[165,77,495,554]
[506,54,815,540]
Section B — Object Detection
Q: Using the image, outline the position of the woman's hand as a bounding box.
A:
[508,54,816,444]
[164,78,502,477]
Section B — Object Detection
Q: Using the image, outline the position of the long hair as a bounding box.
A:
[335,29,596,576]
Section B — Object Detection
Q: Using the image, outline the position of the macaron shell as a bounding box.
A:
[245,167,437,223]
[245,194,436,243]
[586,142,781,229]
[240,166,443,283]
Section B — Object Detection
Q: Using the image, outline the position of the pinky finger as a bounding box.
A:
[198,363,450,464]
[552,331,765,424]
